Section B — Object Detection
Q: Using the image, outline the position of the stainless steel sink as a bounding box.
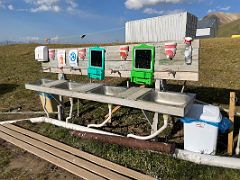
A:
[89,86,127,96]
[32,79,54,86]
[138,91,194,107]
[52,82,84,91]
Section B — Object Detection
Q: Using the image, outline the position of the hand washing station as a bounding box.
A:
[26,39,199,141]
[26,79,195,117]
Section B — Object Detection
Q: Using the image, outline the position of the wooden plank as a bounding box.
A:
[0,124,128,180]
[105,105,121,118]
[5,124,155,180]
[228,92,236,155]
[0,129,103,180]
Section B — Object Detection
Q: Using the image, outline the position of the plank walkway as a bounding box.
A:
[0,124,156,180]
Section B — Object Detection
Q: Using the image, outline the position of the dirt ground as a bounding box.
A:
[0,139,81,180]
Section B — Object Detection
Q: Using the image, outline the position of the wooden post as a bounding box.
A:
[228,92,236,155]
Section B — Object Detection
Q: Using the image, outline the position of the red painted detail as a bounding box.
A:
[78,48,86,60]
[119,46,129,60]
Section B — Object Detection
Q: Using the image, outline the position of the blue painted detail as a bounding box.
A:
[70,52,77,62]
[180,117,232,133]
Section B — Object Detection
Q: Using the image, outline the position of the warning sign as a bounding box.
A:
[69,50,78,67]
[57,50,66,68]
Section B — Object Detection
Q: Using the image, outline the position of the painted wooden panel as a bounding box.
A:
[42,39,199,81]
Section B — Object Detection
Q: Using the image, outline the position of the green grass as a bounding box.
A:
[218,19,240,37]
[0,39,240,179]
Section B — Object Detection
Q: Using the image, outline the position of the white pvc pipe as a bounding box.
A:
[127,114,168,140]
[29,117,121,137]
[235,129,240,155]
[0,111,57,115]
[66,98,74,123]
[174,148,240,170]
[87,104,112,128]
[0,119,29,125]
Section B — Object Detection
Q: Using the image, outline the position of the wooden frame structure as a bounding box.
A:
[42,40,199,81]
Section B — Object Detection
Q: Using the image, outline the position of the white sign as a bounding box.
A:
[57,49,66,68]
[69,49,78,67]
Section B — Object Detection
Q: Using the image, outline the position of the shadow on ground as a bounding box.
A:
[0,84,18,96]
[167,84,240,106]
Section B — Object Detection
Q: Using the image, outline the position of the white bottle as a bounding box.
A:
[184,37,193,65]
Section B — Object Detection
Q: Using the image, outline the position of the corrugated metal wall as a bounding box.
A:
[125,12,198,43]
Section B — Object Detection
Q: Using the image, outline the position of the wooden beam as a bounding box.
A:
[228,92,236,155]
[4,124,155,180]
[0,129,103,179]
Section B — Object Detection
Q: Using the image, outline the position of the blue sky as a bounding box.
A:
[0,0,239,43]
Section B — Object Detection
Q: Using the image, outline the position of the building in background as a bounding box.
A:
[125,12,198,43]
[196,17,218,38]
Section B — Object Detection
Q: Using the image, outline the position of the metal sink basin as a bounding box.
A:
[52,82,84,91]
[31,79,54,86]
[138,91,194,107]
[89,86,127,97]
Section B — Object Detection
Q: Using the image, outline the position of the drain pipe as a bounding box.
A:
[174,148,240,170]
[87,104,112,128]
[235,129,240,155]
[66,98,74,123]
[29,117,121,136]
[127,114,168,140]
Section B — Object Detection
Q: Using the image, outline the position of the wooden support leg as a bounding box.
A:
[104,106,121,118]
[228,92,236,155]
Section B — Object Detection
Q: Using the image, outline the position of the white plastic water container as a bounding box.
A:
[35,46,48,62]
[183,104,222,155]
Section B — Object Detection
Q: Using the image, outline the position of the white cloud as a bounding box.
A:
[24,0,62,13]
[143,8,164,15]
[7,4,14,10]
[207,9,215,13]
[143,7,184,15]
[31,5,61,13]
[21,36,40,43]
[125,0,183,10]
[219,6,231,11]
[166,9,184,15]
[207,6,231,14]
[66,0,78,8]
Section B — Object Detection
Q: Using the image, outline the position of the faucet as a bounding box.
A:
[42,67,51,71]
[165,69,176,78]
[70,67,81,73]
[110,69,121,77]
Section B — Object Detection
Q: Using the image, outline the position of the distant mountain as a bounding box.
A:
[218,18,240,37]
[203,12,240,25]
